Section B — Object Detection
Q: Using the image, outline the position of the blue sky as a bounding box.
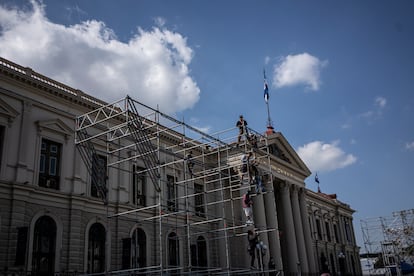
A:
[1,0,413,251]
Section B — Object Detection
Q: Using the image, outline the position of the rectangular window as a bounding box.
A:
[49,157,57,175]
[325,221,331,242]
[38,139,61,189]
[345,219,351,242]
[334,224,339,243]
[39,155,45,173]
[132,165,146,206]
[91,154,107,198]
[167,175,177,211]
[316,219,322,240]
[194,184,205,217]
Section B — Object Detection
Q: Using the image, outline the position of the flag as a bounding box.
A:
[264,81,269,102]
[315,173,320,183]
[263,69,269,102]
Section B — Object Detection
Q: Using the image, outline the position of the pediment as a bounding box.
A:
[267,132,311,177]
[36,119,73,139]
[0,97,19,124]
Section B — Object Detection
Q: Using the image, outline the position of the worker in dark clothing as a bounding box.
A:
[236,115,248,145]
[247,229,259,269]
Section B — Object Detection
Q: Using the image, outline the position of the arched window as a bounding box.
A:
[329,253,335,274]
[168,232,179,267]
[88,223,106,273]
[32,216,56,276]
[320,253,328,273]
[132,228,146,268]
[196,236,207,267]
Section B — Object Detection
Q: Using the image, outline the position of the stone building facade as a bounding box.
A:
[306,189,361,275]
[0,57,361,275]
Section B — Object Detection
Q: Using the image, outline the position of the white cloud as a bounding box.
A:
[273,53,327,91]
[188,117,211,134]
[297,140,357,172]
[154,16,166,27]
[375,96,387,109]
[0,1,200,114]
[359,96,387,122]
[406,141,414,151]
[264,56,270,65]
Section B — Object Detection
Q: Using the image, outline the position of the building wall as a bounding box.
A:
[306,189,362,275]
[0,57,361,275]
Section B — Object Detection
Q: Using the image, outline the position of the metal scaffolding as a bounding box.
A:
[361,209,414,274]
[74,96,279,275]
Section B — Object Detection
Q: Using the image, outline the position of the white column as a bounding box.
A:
[264,183,283,271]
[291,185,309,273]
[252,192,269,269]
[280,182,299,273]
[299,187,317,273]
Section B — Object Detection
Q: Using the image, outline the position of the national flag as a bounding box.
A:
[315,173,320,184]
[263,69,269,102]
[264,81,269,102]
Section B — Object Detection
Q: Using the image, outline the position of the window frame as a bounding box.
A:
[38,138,62,190]
[87,223,106,273]
[194,184,205,217]
[132,165,146,206]
[91,154,107,199]
[167,175,178,212]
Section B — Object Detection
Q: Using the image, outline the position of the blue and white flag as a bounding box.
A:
[315,173,320,184]
[264,81,269,102]
[264,70,269,102]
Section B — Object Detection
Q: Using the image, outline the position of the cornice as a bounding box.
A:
[0,57,107,112]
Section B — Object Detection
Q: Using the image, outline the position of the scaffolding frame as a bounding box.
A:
[361,209,414,275]
[74,96,280,275]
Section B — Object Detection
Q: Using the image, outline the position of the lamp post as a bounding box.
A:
[338,252,346,275]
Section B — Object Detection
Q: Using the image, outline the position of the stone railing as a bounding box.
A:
[0,56,107,108]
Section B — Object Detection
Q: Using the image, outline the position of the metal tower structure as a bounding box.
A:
[361,209,414,274]
[74,95,278,275]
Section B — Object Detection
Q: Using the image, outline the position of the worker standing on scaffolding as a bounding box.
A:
[240,151,253,184]
[242,190,254,225]
[185,150,194,176]
[251,165,265,193]
[236,115,248,146]
[247,228,259,269]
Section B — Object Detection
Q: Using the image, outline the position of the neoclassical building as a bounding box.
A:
[0,56,361,275]
[306,189,361,275]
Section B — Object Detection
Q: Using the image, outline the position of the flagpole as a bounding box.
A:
[264,69,274,135]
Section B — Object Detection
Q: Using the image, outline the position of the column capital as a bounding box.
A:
[291,184,301,194]
[279,181,290,193]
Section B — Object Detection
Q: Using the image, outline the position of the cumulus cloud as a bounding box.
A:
[406,141,414,151]
[273,53,327,91]
[0,1,200,114]
[297,140,357,172]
